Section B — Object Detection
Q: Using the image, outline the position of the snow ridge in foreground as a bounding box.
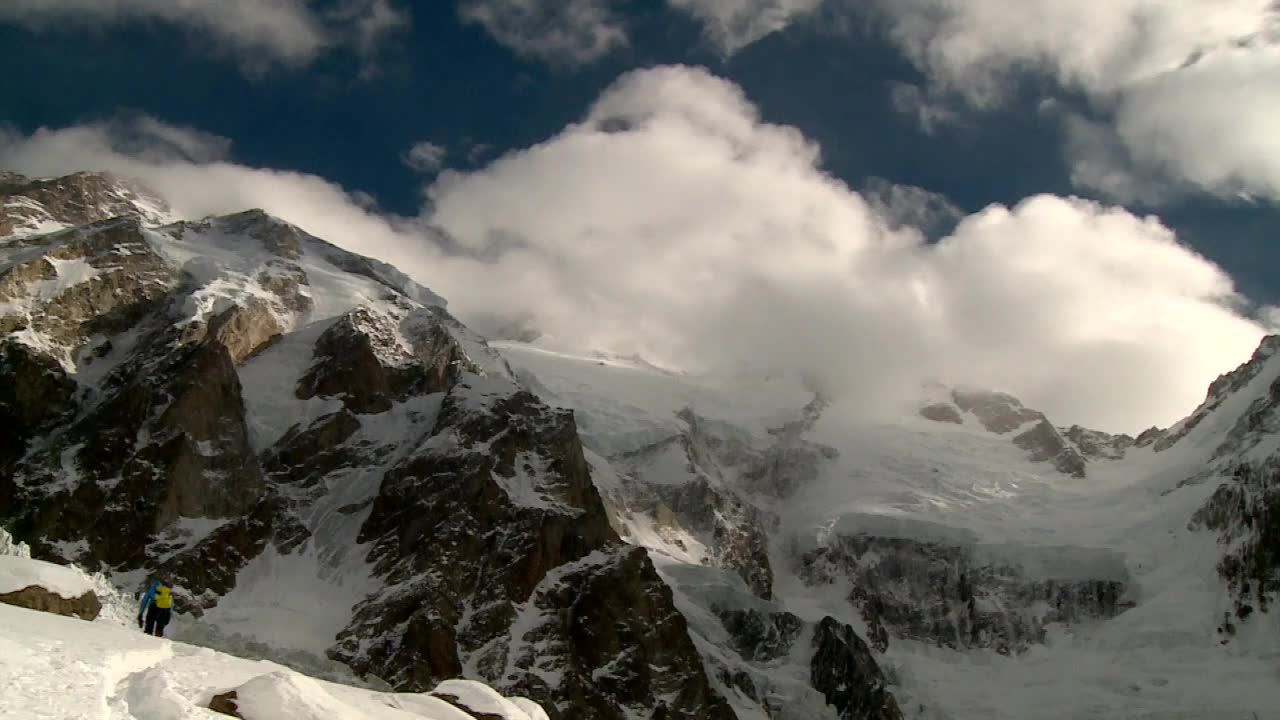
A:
[0,601,545,720]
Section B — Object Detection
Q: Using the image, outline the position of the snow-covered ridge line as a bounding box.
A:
[0,600,549,720]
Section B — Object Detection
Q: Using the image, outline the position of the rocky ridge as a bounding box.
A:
[919,389,1134,477]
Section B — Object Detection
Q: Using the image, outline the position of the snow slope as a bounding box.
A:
[496,339,1280,720]
[0,602,546,720]
[0,554,95,599]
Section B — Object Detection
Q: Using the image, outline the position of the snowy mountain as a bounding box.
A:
[0,172,730,720]
[2,171,1278,720]
[492,335,1280,719]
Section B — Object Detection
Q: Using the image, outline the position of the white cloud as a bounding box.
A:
[1058,112,1179,207]
[1261,306,1280,334]
[0,0,407,69]
[865,0,1280,201]
[667,0,823,55]
[0,69,1268,432]
[458,0,628,66]
[403,141,448,173]
[1110,43,1280,200]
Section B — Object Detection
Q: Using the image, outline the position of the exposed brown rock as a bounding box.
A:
[0,585,101,621]
[208,301,284,365]
[208,690,244,718]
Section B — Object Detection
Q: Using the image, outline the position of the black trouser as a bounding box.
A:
[144,605,172,637]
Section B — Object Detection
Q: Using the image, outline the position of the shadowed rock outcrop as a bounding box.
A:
[801,533,1132,655]
[332,380,733,719]
[1192,461,1280,628]
[811,617,903,720]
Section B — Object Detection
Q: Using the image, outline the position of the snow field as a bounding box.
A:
[0,603,546,720]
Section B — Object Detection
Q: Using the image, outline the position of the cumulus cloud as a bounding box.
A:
[458,0,628,66]
[1263,306,1280,333]
[0,0,407,69]
[402,141,448,173]
[0,67,1268,432]
[425,66,1265,431]
[667,0,823,55]
[863,0,1280,202]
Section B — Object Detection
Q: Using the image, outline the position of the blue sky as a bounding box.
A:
[2,0,1278,430]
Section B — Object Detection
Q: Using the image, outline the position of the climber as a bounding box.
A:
[137,577,174,637]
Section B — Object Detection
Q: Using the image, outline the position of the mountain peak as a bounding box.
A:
[1,169,174,241]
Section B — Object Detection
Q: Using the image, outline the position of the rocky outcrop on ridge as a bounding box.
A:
[0,584,101,621]
[918,389,1132,477]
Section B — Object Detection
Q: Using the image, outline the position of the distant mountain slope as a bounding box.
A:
[494,336,1280,720]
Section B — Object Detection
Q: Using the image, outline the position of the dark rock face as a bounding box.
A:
[0,585,101,621]
[706,604,903,720]
[919,403,963,424]
[333,385,615,686]
[297,306,479,414]
[0,340,78,464]
[1062,425,1133,460]
[4,326,265,579]
[801,534,1132,655]
[1014,420,1087,478]
[1191,462,1280,626]
[811,617,903,720]
[516,549,737,720]
[714,606,803,663]
[951,390,1042,434]
[330,381,731,719]
[207,690,244,718]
